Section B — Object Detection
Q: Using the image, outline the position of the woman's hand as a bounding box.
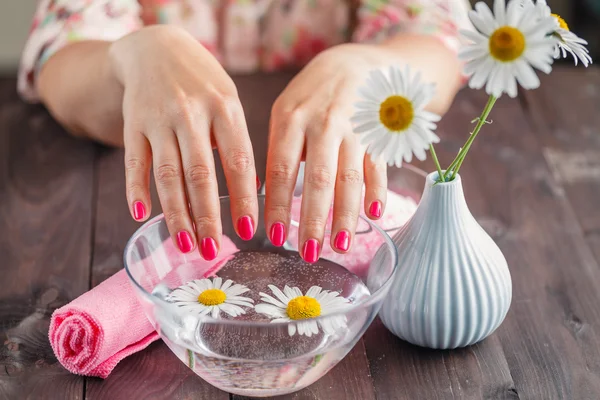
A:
[265,37,462,262]
[110,26,258,259]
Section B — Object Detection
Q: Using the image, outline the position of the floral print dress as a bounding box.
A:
[19,0,472,102]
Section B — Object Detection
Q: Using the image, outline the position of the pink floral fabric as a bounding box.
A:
[19,0,471,102]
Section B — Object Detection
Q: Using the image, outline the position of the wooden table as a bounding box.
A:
[1,67,600,400]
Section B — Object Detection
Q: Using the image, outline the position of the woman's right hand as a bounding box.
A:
[109,25,258,259]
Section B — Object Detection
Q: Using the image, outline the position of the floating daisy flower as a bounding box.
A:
[351,65,441,168]
[523,0,592,67]
[166,277,254,319]
[460,0,558,98]
[255,285,351,337]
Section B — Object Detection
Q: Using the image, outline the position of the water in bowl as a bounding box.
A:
[151,249,371,397]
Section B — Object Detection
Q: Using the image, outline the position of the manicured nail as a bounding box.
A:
[302,239,320,263]
[256,176,261,190]
[369,201,382,219]
[133,201,146,221]
[200,237,218,261]
[237,216,254,241]
[177,231,194,253]
[270,222,286,247]
[334,230,350,252]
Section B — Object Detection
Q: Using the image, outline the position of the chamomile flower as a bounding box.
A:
[460,0,558,98]
[166,277,254,319]
[351,65,441,168]
[523,0,592,67]
[255,285,351,337]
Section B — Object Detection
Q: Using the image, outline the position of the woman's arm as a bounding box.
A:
[38,41,125,146]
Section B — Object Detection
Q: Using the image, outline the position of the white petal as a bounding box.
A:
[293,287,303,297]
[258,292,287,308]
[283,285,296,299]
[353,119,381,134]
[211,306,220,319]
[513,59,540,89]
[220,279,233,291]
[306,286,322,298]
[226,284,250,297]
[220,303,245,317]
[288,323,297,336]
[494,0,507,26]
[212,277,222,290]
[255,303,287,318]
[460,29,488,44]
[370,69,394,97]
[358,85,381,103]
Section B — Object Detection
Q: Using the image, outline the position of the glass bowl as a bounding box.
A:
[124,167,425,397]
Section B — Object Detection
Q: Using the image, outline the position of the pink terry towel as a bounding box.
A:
[49,236,239,378]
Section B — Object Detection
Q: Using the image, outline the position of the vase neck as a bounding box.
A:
[418,172,469,215]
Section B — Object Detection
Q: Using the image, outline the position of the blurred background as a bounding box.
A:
[0,0,599,74]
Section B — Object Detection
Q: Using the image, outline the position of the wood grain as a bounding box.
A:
[0,79,95,399]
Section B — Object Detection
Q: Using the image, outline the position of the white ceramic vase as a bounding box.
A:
[379,172,512,349]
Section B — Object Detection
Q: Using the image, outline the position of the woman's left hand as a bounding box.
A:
[264,43,394,262]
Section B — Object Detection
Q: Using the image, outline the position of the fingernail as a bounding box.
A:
[200,237,218,261]
[237,216,254,241]
[133,201,146,221]
[334,230,350,252]
[256,176,261,190]
[177,231,194,253]
[369,201,382,219]
[270,222,286,247]
[302,239,320,263]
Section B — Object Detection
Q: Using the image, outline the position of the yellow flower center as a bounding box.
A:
[552,13,569,31]
[489,26,526,62]
[379,95,414,132]
[286,296,321,320]
[197,289,226,306]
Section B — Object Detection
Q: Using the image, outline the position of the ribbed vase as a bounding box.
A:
[380,172,512,349]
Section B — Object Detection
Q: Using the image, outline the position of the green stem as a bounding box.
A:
[429,144,444,183]
[452,95,497,179]
[441,95,497,181]
[442,150,463,180]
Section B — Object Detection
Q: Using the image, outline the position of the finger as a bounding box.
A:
[331,138,363,253]
[176,119,222,261]
[265,108,305,248]
[299,126,341,263]
[212,98,258,241]
[364,152,387,220]
[124,129,152,222]
[150,130,196,253]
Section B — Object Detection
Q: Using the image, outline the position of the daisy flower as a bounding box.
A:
[460,0,558,98]
[351,65,441,168]
[166,277,254,319]
[523,0,592,67]
[255,285,351,337]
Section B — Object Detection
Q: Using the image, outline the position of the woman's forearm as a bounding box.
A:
[379,34,463,115]
[38,40,125,146]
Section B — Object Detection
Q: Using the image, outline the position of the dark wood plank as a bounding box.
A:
[380,81,600,399]
[0,78,95,399]
[523,68,600,262]
[364,320,516,400]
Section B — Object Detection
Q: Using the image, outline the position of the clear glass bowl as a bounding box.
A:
[124,167,425,397]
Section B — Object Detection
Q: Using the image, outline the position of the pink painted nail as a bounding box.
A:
[237,216,254,241]
[200,237,218,261]
[177,231,194,253]
[270,222,286,247]
[133,201,146,221]
[334,230,350,252]
[302,239,320,263]
[369,201,382,219]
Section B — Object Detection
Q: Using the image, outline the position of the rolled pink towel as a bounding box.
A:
[49,236,239,378]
